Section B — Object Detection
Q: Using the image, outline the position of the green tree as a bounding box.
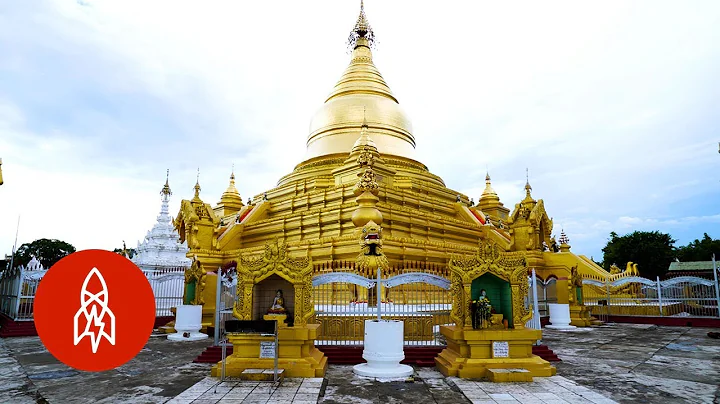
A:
[601,231,676,279]
[13,238,76,269]
[675,233,720,261]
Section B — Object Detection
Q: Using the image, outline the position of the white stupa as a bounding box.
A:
[132,170,191,269]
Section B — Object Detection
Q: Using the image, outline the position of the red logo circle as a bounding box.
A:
[34,250,156,371]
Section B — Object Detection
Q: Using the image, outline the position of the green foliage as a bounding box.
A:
[675,233,720,262]
[13,238,76,269]
[601,231,676,279]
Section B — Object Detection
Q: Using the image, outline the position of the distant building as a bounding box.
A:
[666,261,718,280]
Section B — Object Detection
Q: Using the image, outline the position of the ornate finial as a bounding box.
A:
[231,163,235,179]
[347,0,375,50]
[480,171,498,199]
[524,168,532,197]
[559,229,570,245]
[193,168,201,198]
[354,148,379,196]
[160,169,172,197]
[362,107,368,128]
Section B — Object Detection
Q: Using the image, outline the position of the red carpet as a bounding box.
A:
[0,313,37,338]
[532,344,561,362]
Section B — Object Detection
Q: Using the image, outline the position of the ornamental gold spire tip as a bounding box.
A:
[348,0,375,50]
[160,169,172,197]
[193,168,201,198]
[524,168,533,197]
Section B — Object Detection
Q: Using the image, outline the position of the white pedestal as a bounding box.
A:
[353,320,413,379]
[545,303,577,330]
[168,305,208,341]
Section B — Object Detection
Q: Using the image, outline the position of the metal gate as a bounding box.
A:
[214,267,237,345]
[312,266,451,346]
[142,266,186,317]
[0,257,47,321]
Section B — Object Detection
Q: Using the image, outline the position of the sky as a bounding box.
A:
[0,0,719,263]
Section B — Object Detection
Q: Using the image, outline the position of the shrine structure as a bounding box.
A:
[132,171,192,270]
[168,2,628,379]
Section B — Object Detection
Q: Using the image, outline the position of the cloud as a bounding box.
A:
[1,0,719,261]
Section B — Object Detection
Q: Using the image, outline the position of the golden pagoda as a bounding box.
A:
[172,1,617,379]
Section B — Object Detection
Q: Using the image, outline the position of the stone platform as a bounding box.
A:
[1,324,719,403]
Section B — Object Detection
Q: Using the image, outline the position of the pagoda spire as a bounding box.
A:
[482,171,498,198]
[523,168,534,202]
[351,107,378,154]
[192,168,202,201]
[219,164,244,208]
[160,169,172,201]
[348,0,375,50]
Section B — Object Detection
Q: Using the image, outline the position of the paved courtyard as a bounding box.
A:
[1,324,718,403]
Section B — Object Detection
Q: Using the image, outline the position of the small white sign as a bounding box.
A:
[492,341,509,358]
[259,341,276,359]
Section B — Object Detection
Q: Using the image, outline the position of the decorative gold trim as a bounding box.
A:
[185,255,207,305]
[448,239,531,329]
[233,238,315,326]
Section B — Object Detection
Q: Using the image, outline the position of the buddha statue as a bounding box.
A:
[267,289,287,314]
[475,289,504,329]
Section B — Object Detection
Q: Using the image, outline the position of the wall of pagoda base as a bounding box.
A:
[569,305,593,327]
[435,326,556,380]
[210,324,327,378]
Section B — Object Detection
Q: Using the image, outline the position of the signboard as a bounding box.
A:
[259,341,276,359]
[492,341,509,358]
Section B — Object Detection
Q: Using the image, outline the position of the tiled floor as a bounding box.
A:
[167,377,323,404]
[450,375,618,404]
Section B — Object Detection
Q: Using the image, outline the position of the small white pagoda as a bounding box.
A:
[132,170,192,270]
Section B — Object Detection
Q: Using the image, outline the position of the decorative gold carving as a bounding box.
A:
[185,255,207,305]
[355,221,390,273]
[448,239,531,329]
[233,238,315,326]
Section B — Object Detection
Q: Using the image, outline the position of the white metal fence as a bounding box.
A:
[140,265,187,317]
[0,258,187,321]
[0,258,46,321]
[311,262,452,346]
[582,275,720,319]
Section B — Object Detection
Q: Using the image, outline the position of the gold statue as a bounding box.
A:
[268,289,287,314]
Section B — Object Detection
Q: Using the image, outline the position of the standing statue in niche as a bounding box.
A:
[268,289,287,314]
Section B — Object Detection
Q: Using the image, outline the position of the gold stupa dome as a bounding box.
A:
[305,2,415,160]
[219,170,243,207]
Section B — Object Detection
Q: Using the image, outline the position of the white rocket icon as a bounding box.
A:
[73,267,116,353]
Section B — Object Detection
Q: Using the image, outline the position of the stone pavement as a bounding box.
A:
[450,375,617,404]
[168,376,324,403]
[169,366,615,404]
[543,324,720,404]
[1,324,719,403]
[0,333,210,403]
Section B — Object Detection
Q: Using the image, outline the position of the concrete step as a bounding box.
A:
[239,368,285,382]
[487,368,533,383]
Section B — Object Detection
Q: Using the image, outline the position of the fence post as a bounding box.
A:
[713,254,720,318]
[531,268,541,345]
[214,267,222,346]
[605,275,611,322]
[656,276,663,316]
[13,268,24,320]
